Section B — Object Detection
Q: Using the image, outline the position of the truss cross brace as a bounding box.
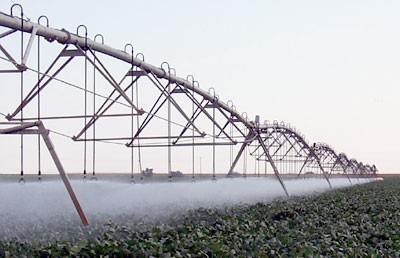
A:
[0,121,89,226]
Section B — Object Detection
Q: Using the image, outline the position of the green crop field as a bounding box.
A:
[1,177,399,257]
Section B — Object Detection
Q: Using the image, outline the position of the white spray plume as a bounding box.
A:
[0,177,373,240]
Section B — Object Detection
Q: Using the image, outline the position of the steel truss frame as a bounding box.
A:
[0,5,377,224]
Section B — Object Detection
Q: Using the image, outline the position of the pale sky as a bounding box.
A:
[0,0,399,174]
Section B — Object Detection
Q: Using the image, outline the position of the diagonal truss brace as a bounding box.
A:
[0,121,89,226]
[228,130,289,197]
[0,26,37,72]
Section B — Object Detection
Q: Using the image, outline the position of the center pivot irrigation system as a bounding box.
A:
[0,4,377,225]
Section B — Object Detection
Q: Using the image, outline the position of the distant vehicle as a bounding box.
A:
[169,171,184,177]
[141,168,153,177]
